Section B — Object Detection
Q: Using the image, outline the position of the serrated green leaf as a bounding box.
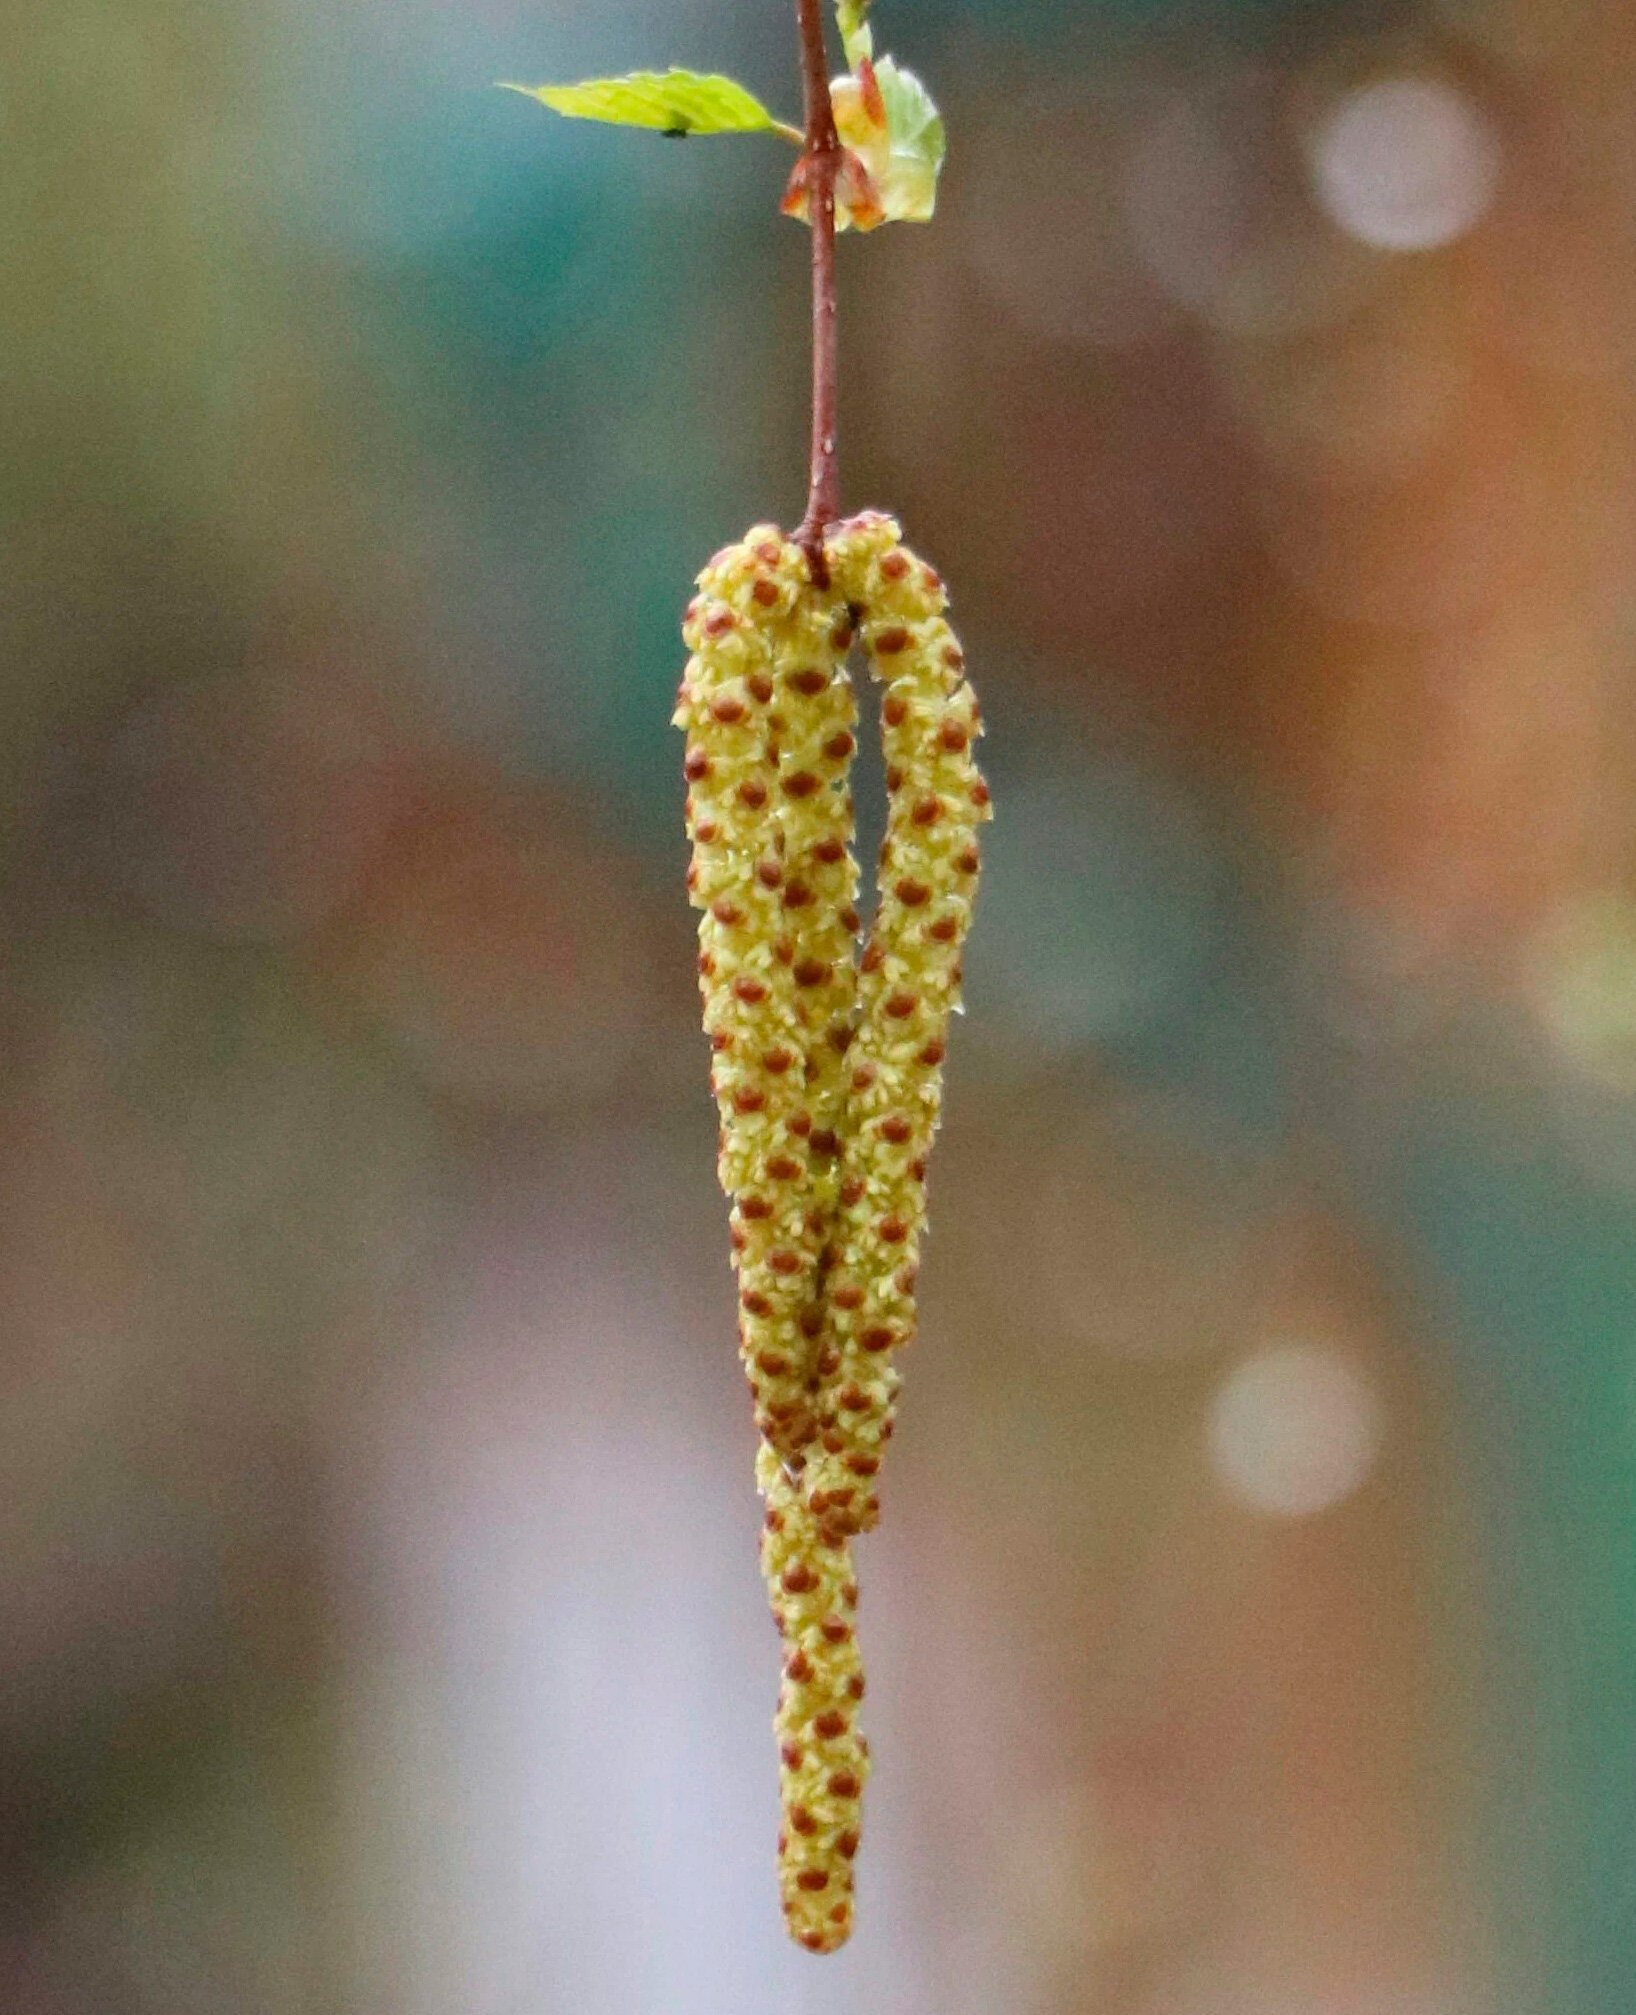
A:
[837,0,874,68]
[499,70,792,139]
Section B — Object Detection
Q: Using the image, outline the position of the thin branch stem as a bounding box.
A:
[794,0,841,586]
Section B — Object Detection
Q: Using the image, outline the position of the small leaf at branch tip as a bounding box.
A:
[784,55,945,231]
[499,70,791,139]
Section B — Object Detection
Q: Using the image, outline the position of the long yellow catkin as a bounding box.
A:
[676,529,852,1459]
[680,513,986,1954]
[800,513,990,1537]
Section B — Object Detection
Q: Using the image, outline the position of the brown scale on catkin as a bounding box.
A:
[676,528,852,1460]
[757,1440,869,1954]
[799,512,990,1536]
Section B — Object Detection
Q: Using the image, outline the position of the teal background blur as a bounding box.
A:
[3,3,1635,2012]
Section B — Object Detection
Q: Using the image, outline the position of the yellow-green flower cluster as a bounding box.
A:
[679,514,986,1952]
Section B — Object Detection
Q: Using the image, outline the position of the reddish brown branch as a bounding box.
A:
[794,0,841,587]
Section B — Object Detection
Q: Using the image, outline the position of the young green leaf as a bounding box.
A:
[498,70,801,141]
[870,57,945,201]
[837,0,874,68]
[822,55,945,227]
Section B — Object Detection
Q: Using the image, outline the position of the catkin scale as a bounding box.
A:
[681,513,985,1952]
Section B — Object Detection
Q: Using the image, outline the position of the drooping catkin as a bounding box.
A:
[681,512,985,1955]
[801,513,989,1535]
[677,528,852,1459]
[757,1440,869,1954]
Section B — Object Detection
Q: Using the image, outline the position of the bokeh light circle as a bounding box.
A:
[1308,78,1501,253]
[1207,1343,1383,1517]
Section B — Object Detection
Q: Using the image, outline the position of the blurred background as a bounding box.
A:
[3,0,1635,2009]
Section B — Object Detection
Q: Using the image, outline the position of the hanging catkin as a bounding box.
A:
[800,512,989,1536]
[676,528,854,1460]
[680,510,985,1952]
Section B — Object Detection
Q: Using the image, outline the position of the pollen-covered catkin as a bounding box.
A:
[680,513,985,1957]
[677,529,852,1459]
[800,514,989,1534]
[757,1440,869,1954]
